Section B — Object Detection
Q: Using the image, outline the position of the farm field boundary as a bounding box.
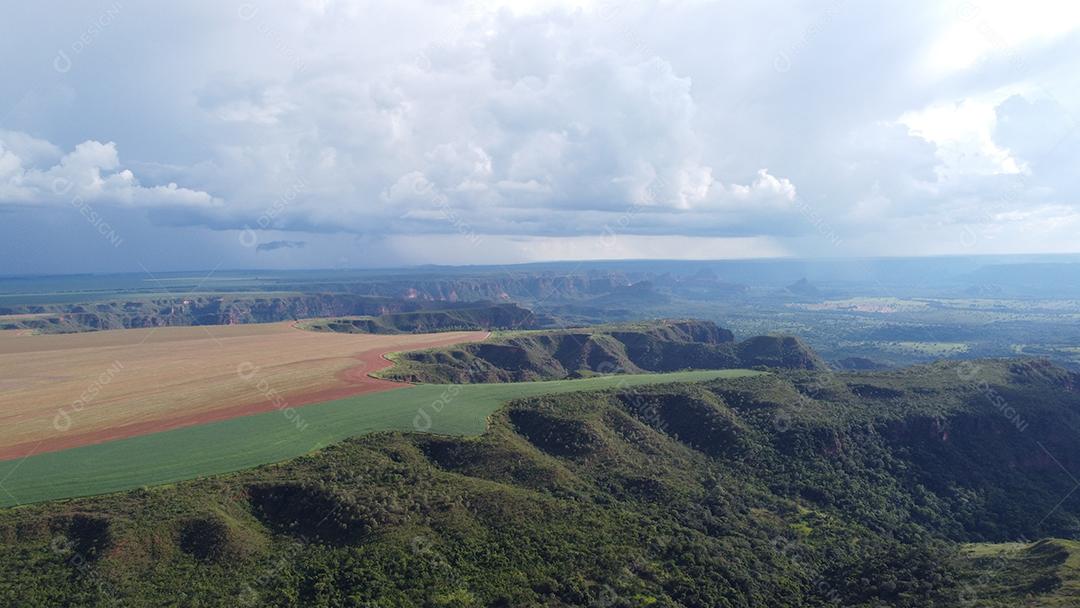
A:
[0,369,761,507]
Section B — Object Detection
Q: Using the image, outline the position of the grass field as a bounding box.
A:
[959,539,1080,605]
[0,323,487,458]
[0,369,761,508]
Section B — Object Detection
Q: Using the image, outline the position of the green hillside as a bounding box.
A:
[0,370,758,508]
[958,539,1080,605]
[3,359,1080,605]
[380,320,825,383]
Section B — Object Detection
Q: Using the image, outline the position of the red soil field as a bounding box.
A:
[0,323,488,461]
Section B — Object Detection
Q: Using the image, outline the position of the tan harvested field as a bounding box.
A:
[0,323,488,460]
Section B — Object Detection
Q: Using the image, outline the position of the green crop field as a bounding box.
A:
[0,369,760,508]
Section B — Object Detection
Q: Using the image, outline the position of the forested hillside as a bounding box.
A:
[380,320,826,383]
[3,358,1080,606]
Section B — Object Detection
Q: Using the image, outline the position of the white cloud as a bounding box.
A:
[2,0,1080,271]
[900,98,1026,177]
[722,169,797,206]
[926,0,1080,75]
[0,133,219,208]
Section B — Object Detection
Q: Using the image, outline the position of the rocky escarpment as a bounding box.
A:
[381,320,827,383]
[736,335,829,370]
[0,296,520,334]
[0,267,752,334]
[299,303,539,334]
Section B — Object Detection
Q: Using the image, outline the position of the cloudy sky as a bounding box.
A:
[2,0,1079,273]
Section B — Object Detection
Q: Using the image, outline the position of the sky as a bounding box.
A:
[1,0,1079,274]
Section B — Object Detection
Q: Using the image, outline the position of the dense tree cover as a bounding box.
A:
[382,320,824,384]
[2,359,1080,606]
